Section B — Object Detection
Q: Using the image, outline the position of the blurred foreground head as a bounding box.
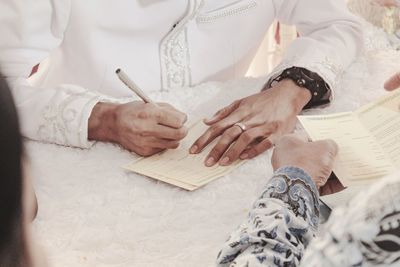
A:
[0,73,26,266]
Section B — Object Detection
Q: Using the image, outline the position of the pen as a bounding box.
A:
[115,68,157,105]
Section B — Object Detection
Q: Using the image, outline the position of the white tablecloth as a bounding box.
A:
[30,22,400,267]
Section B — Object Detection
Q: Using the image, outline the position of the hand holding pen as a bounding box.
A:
[88,68,188,156]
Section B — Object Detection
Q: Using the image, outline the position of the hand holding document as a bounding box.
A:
[124,121,245,191]
[298,90,400,187]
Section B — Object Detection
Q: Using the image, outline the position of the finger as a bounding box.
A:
[145,137,181,150]
[147,125,188,141]
[384,72,400,91]
[190,112,245,154]
[204,126,242,167]
[158,103,188,124]
[158,102,175,109]
[128,144,164,157]
[240,137,274,160]
[204,100,240,125]
[222,126,273,165]
[156,108,188,128]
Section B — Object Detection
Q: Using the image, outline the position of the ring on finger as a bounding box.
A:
[233,122,247,132]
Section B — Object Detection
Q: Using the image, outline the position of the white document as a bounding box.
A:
[124,121,245,191]
[298,90,400,187]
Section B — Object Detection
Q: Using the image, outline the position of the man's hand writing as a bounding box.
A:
[88,101,188,156]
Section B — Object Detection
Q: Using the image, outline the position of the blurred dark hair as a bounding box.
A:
[0,73,26,266]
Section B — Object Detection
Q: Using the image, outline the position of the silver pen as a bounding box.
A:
[115,68,157,105]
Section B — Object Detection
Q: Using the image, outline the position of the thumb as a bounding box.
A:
[384,72,400,91]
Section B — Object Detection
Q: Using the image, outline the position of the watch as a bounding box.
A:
[268,67,331,109]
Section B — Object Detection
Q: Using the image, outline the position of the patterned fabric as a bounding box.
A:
[218,168,400,267]
[217,166,319,267]
[303,172,400,267]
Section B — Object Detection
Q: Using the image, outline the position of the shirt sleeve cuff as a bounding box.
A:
[263,166,320,230]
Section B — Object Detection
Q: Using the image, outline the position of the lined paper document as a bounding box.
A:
[124,121,245,190]
[298,90,400,187]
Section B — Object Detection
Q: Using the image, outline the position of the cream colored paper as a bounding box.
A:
[124,121,245,191]
[298,90,400,186]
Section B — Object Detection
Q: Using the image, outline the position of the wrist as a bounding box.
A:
[270,79,312,112]
[88,102,119,142]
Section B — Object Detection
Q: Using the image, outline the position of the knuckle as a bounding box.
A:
[137,110,149,119]
[219,135,233,145]
[224,128,237,139]
[210,124,223,134]
[270,121,283,132]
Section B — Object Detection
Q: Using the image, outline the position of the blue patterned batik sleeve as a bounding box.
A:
[217,166,320,267]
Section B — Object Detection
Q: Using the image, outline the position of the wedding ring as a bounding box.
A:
[234,122,247,132]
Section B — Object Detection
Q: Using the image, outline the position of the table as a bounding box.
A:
[30,21,400,267]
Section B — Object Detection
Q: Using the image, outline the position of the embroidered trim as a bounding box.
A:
[38,90,99,147]
[160,28,192,90]
[196,1,257,24]
[160,0,204,91]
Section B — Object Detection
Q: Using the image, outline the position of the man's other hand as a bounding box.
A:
[190,80,311,167]
[88,101,188,156]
